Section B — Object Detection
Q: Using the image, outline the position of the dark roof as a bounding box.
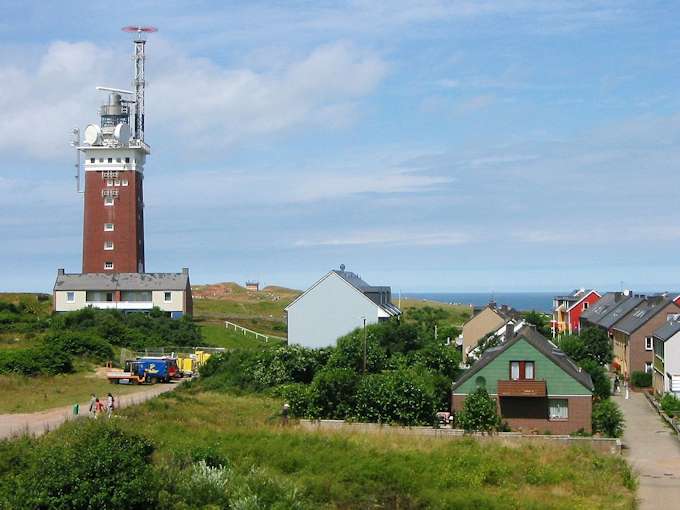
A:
[580,292,623,323]
[452,325,594,392]
[553,289,594,303]
[653,321,680,342]
[613,297,674,335]
[54,271,190,291]
[332,270,372,290]
[591,295,645,329]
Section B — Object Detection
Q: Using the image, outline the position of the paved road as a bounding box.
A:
[0,382,180,440]
[615,391,680,509]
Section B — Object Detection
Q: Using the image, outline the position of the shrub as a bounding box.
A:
[0,420,155,509]
[0,344,73,376]
[592,400,625,437]
[353,369,438,425]
[308,368,359,419]
[630,371,652,388]
[557,334,587,363]
[455,387,501,433]
[276,383,312,418]
[252,345,326,388]
[327,330,387,373]
[198,350,260,391]
[660,394,680,418]
[46,330,114,361]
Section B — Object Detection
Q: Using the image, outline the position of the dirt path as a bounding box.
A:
[0,381,180,440]
[614,391,680,509]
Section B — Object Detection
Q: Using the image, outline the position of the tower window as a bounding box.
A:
[106,179,113,187]
[121,179,128,186]
[104,223,114,232]
[104,241,114,250]
[114,180,121,186]
[104,197,114,206]
[107,157,113,163]
[104,261,114,270]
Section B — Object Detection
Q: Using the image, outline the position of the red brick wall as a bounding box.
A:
[452,394,592,434]
[628,302,680,375]
[82,170,144,273]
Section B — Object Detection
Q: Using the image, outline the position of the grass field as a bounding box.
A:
[114,388,636,509]
[198,323,283,350]
[0,369,152,414]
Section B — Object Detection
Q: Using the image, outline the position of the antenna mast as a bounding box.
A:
[122,26,157,142]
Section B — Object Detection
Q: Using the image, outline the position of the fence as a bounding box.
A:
[224,320,287,343]
[298,419,622,455]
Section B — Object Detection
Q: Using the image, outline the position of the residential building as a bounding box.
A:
[285,265,401,348]
[551,289,601,337]
[461,303,519,363]
[53,268,193,318]
[245,281,260,292]
[579,291,643,340]
[465,318,527,364]
[452,325,594,434]
[611,297,680,377]
[652,321,680,396]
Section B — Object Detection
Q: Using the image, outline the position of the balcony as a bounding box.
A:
[86,301,153,310]
[497,379,547,397]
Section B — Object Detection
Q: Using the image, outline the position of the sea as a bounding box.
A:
[403,292,556,313]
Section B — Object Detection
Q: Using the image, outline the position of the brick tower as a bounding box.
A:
[78,29,154,273]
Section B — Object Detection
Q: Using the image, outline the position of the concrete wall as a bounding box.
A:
[54,289,188,314]
[462,307,506,362]
[152,290,183,311]
[298,419,619,454]
[53,290,87,312]
[287,272,382,348]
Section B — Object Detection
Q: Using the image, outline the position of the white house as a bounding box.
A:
[53,268,193,318]
[285,266,401,348]
[652,320,680,396]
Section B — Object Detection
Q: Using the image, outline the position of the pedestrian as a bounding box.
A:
[88,393,97,418]
[613,375,620,394]
[95,398,104,418]
[281,403,290,425]
[106,393,115,418]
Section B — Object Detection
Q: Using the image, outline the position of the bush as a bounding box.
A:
[579,359,610,400]
[308,368,359,419]
[353,369,438,425]
[592,400,625,438]
[660,394,680,418]
[0,344,73,376]
[0,420,155,509]
[276,383,312,417]
[455,387,501,433]
[46,331,114,361]
[630,371,652,388]
[327,330,387,373]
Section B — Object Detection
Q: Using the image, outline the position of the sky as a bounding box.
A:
[2,0,680,293]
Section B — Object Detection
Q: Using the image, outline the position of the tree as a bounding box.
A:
[521,311,551,337]
[556,334,587,363]
[580,327,613,366]
[455,387,501,433]
[592,399,624,437]
[309,368,359,419]
[327,330,387,373]
[579,359,610,400]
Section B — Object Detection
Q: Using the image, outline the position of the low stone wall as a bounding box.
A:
[298,419,621,455]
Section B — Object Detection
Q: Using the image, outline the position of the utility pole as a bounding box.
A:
[434,323,438,341]
[362,316,367,373]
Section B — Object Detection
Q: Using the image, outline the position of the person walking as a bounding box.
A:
[106,393,114,418]
[88,393,97,418]
[281,403,290,425]
[95,398,104,418]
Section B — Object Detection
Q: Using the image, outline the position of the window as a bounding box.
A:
[114,180,121,186]
[645,362,653,374]
[583,302,589,310]
[107,157,113,163]
[99,158,104,163]
[66,292,75,303]
[104,241,114,250]
[104,223,114,232]
[164,291,172,302]
[90,158,95,164]
[121,179,128,186]
[125,157,130,164]
[548,399,568,420]
[104,196,114,206]
[106,179,113,187]
[104,261,114,270]
[510,361,534,380]
[645,337,653,351]
[116,158,121,163]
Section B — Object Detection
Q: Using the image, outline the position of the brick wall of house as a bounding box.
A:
[628,302,680,375]
[452,394,592,434]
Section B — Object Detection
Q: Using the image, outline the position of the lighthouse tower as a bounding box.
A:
[78,27,155,273]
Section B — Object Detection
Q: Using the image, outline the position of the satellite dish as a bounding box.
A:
[83,124,101,146]
[113,123,130,144]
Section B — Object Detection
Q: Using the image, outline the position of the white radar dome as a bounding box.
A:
[113,123,130,144]
[83,124,102,146]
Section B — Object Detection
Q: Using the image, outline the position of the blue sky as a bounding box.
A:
[2,1,680,293]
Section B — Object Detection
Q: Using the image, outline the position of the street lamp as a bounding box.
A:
[362,316,367,373]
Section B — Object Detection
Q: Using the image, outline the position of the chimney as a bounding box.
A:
[57,268,64,276]
[504,322,514,340]
[623,289,632,297]
[182,267,189,275]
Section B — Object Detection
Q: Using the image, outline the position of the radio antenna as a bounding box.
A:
[121,26,157,142]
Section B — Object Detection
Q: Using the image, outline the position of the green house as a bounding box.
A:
[452,325,594,434]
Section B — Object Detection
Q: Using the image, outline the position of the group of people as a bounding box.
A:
[88,393,115,419]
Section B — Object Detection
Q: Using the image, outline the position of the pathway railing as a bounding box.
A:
[224,320,287,343]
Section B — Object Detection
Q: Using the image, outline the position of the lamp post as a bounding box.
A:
[362,316,367,373]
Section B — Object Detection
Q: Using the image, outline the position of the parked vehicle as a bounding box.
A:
[137,357,180,380]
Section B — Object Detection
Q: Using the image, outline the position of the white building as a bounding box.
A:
[53,268,193,318]
[652,320,680,396]
[285,266,401,348]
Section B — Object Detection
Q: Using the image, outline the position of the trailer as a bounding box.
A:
[106,370,149,385]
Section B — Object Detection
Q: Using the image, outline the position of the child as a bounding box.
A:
[106,393,114,418]
[95,398,104,418]
[88,393,97,418]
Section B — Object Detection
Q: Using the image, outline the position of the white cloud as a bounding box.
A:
[294,229,472,247]
[0,40,387,158]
